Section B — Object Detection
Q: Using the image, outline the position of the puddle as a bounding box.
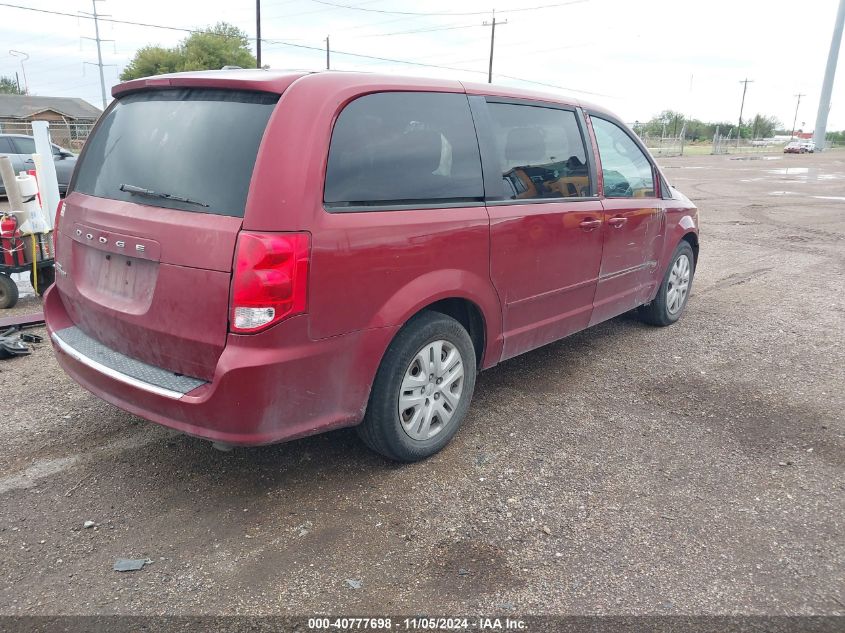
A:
[769,191,797,196]
[767,168,809,175]
[813,196,845,202]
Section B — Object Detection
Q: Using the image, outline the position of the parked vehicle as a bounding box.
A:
[0,134,76,196]
[44,71,699,462]
[784,140,815,154]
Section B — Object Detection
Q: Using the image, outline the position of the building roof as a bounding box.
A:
[0,94,102,120]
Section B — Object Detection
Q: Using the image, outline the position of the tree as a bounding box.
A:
[120,22,255,81]
[119,46,183,81]
[748,114,781,139]
[827,130,845,145]
[0,75,24,94]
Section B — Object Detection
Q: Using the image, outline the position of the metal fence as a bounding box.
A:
[642,135,685,157]
[710,132,784,155]
[629,123,789,157]
[0,119,96,152]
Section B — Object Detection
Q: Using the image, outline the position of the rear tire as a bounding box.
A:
[357,311,477,462]
[0,274,19,309]
[639,241,695,327]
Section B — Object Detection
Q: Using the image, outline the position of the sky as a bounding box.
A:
[0,0,843,132]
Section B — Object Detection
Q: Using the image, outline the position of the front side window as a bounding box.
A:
[487,102,591,200]
[324,91,484,207]
[591,117,656,198]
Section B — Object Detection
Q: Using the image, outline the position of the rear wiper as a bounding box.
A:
[119,183,209,208]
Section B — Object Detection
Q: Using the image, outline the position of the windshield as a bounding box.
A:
[73,88,279,217]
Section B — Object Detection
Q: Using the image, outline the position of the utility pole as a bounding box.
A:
[9,50,28,94]
[14,71,20,93]
[81,0,112,110]
[256,0,262,68]
[325,35,330,70]
[484,10,507,84]
[737,78,753,148]
[813,0,845,150]
[791,93,805,139]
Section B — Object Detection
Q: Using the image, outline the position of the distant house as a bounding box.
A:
[0,94,101,150]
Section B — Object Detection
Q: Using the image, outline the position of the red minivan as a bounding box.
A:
[45,70,699,462]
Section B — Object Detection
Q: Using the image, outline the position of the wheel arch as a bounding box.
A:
[414,297,486,369]
[370,270,504,369]
[680,230,699,267]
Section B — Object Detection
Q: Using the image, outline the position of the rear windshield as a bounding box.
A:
[73,88,279,217]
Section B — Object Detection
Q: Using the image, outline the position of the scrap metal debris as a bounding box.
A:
[113,558,153,572]
[0,327,41,358]
[0,311,44,329]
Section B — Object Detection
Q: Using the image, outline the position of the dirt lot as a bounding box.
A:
[0,152,842,617]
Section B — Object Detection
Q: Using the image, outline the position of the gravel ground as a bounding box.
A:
[0,152,842,616]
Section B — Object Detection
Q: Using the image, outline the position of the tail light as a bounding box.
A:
[230,231,310,333]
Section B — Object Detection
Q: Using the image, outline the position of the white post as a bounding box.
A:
[31,121,60,230]
[813,0,845,151]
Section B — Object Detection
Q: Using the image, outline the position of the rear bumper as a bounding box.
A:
[44,286,397,446]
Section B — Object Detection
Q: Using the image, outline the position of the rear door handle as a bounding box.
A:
[579,218,602,231]
[608,216,628,228]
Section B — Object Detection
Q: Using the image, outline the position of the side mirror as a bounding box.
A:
[57,151,73,160]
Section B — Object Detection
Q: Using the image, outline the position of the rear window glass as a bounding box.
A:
[73,89,279,217]
[324,91,484,208]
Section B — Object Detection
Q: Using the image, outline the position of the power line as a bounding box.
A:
[79,0,112,109]
[0,0,609,98]
[737,78,753,147]
[791,93,805,139]
[0,3,230,37]
[484,10,507,83]
[256,0,262,68]
[368,23,483,38]
[263,37,490,75]
[495,73,612,98]
[262,0,381,20]
[262,37,611,97]
[308,0,588,17]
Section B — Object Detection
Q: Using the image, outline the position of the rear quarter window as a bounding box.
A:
[73,88,279,217]
[324,91,484,209]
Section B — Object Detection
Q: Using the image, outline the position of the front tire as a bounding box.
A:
[639,241,695,327]
[357,311,477,462]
